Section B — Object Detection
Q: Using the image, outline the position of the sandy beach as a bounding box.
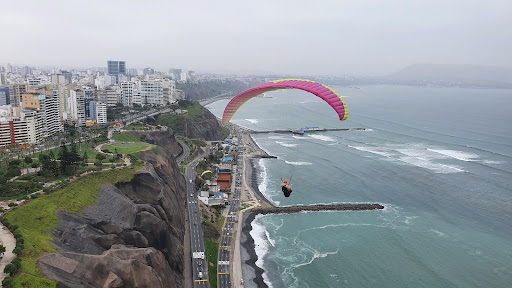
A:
[238,133,276,288]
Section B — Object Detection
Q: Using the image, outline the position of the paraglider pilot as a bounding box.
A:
[281,179,293,197]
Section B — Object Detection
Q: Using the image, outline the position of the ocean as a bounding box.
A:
[206,85,512,287]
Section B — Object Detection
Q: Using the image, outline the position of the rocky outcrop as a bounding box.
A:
[183,109,225,141]
[38,132,187,288]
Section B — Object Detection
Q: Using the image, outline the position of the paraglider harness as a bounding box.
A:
[281,176,293,197]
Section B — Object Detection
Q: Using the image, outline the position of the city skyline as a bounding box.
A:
[1,0,511,76]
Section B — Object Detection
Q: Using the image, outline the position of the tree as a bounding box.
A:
[95,153,106,161]
[70,143,80,164]
[82,151,88,166]
[0,244,6,255]
[24,156,32,164]
[2,277,13,287]
[3,263,16,276]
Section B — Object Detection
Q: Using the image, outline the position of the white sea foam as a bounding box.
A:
[404,216,418,224]
[246,118,259,124]
[348,144,468,173]
[258,159,268,197]
[309,134,336,142]
[257,159,279,206]
[291,135,303,139]
[269,135,286,140]
[428,149,479,161]
[275,141,298,148]
[430,229,446,237]
[482,160,503,164]
[398,156,465,173]
[250,214,274,288]
[285,160,313,166]
[348,145,393,157]
[292,250,339,270]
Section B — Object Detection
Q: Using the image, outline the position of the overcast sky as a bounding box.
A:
[1,0,511,75]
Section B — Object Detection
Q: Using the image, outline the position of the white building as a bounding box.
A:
[70,89,86,126]
[140,79,163,106]
[120,81,136,106]
[180,72,187,82]
[90,101,107,125]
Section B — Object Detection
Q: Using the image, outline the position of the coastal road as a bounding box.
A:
[218,135,245,288]
[186,148,211,288]
[177,139,191,164]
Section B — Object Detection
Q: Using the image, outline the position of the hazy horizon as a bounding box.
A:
[1,0,511,76]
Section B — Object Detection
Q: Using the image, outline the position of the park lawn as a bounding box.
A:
[32,143,121,164]
[111,132,141,143]
[102,142,151,155]
[205,238,219,288]
[4,168,134,287]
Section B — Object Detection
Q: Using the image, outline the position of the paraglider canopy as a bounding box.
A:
[222,79,348,124]
[283,180,288,184]
[201,170,212,177]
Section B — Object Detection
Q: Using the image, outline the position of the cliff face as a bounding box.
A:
[184,109,225,141]
[38,132,187,288]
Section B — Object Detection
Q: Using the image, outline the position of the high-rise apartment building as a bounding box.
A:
[107,60,126,84]
[0,87,9,106]
[8,83,28,107]
[120,81,136,106]
[140,80,163,105]
[0,111,39,148]
[70,89,86,126]
[89,101,107,125]
[51,71,72,85]
[21,89,63,139]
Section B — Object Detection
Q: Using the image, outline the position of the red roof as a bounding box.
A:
[217,174,231,181]
[219,182,230,189]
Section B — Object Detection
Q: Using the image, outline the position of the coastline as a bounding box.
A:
[240,211,268,288]
[238,132,384,288]
[238,132,275,287]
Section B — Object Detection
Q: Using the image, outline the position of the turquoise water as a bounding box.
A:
[207,85,512,287]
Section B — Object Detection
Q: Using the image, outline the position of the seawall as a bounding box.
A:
[251,203,384,215]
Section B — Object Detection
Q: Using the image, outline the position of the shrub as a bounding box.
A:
[3,263,16,276]
[94,160,103,167]
[11,258,21,270]
[8,160,21,166]
[24,156,33,164]
[30,193,39,199]
[5,167,21,178]
[2,276,13,287]
[7,203,18,207]
[95,153,106,160]
[31,162,40,168]
[12,247,22,256]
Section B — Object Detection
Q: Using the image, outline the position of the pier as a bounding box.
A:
[251,203,384,215]
[249,127,368,134]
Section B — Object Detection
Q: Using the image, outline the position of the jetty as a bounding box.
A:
[249,127,368,134]
[251,203,384,215]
